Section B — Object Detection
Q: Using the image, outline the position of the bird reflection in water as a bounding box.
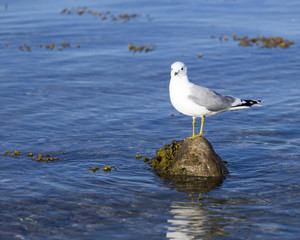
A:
[162,175,228,239]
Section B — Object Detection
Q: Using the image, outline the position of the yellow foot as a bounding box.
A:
[188,133,203,139]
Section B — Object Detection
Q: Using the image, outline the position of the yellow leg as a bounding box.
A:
[189,116,204,139]
[192,117,196,137]
[199,117,204,136]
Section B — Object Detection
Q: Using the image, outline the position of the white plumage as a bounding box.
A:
[169,61,261,137]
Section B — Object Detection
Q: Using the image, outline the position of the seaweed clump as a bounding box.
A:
[146,140,183,173]
[4,150,21,157]
[234,35,294,48]
[87,165,117,173]
[118,13,137,23]
[31,153,60,162]
[214,34,294,48]
[3,150,21,157]
[61,7,149,23]
[128,43,156,53]
[2,150,62,162]
[17,42,78,52]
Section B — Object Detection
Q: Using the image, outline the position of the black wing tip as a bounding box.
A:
[240,99,261,107]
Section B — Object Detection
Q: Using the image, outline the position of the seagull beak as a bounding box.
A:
[174,72,178,77]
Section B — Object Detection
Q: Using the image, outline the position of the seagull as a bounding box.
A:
[169,61,261,138]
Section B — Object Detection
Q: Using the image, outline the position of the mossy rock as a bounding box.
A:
[148,137,229,178]
[150,140,183,172]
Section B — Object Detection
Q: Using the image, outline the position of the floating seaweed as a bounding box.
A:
[239,36,294,48]
[61,8,67,14]
[16,42,80,52]
[3,150,61,162]
[128,43,156,53]
[3,150,11,155]
[135,154,150,162]
[88,166,100,172]
[213,34,294,49]
[119,13,137,23]
[34,153,60,162]
[60,43,70,48]
[11,150,21,157]
[23,44,31,52]
[60,7,150,23]
[77,9,85,15]
[6,150,21,158]
[104,165,112,172]
[87,165,117,173]
[14,150,20,156]
[45,43,55,50]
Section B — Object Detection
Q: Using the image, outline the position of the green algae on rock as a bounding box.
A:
[147,140,183,172]
[147,137,228,178]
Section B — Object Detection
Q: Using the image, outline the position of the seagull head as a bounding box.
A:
[171,61,187,78]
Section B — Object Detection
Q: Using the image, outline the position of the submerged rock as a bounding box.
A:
[148,137,229,178]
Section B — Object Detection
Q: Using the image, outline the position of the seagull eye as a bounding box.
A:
[171,68,173,70]
[181,67,183,70]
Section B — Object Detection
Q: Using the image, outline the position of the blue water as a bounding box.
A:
[1,0,300,239]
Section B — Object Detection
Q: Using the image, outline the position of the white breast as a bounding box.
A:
[169,77,209,117]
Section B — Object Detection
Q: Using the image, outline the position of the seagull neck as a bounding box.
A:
[179,76,190,83]
[171,75,190,85]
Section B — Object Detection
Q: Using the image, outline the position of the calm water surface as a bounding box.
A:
[1,0,300,239]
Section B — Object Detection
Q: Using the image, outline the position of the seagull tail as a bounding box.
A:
[230,99,263,110]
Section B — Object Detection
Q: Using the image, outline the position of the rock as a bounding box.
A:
[149,137,229,178]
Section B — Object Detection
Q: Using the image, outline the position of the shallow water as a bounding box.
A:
[1,0,300,239]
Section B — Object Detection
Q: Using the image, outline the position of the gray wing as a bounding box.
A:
[188,84,237,112]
